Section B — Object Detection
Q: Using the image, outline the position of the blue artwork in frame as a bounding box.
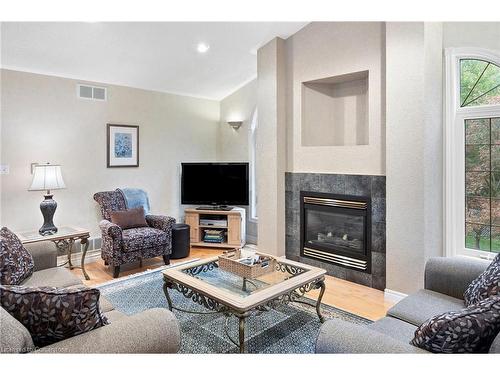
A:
[107,124,139,167]
[114,133,133,158]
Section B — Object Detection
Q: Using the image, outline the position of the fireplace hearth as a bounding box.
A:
[300,191,371,273]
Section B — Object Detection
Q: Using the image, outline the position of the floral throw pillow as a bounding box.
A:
[0,285,109,347]
[411,295,500,353]
[0,227,34,285]
[464,253,500,306]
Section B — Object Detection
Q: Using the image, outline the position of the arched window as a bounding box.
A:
[445,49,500,259]
[249,108,258,221]
[460,59,500,107]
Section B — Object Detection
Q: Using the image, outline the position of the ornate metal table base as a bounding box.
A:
[162,274,326,353]
[53,235,90,280]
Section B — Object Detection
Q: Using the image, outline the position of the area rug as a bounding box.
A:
[98,265,371,353]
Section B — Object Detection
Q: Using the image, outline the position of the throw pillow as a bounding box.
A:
[110,206,148,230]
[0,285,109,347]
[464,253,500,306]
[410,294,500,353]
[0,227,34,285]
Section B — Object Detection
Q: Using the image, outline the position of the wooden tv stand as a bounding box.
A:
[184,207,245,249]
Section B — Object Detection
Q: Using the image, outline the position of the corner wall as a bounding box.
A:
[217,79,258,244]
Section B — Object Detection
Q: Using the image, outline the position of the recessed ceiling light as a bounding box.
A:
[197,43,210,53]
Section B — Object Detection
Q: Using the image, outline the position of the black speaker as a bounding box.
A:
[171,223,190,259]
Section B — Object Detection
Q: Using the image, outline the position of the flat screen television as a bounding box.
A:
[181,162,249,206]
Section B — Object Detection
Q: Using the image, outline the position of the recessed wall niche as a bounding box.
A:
[301,70,369,146]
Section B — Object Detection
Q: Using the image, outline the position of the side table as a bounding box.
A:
[16,226,91,280]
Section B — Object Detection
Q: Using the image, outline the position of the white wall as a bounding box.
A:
[443,22,500,50]
[0,69,219,238]
[385,23,443,294]
[285,22,385,175]
[217,79,258,244]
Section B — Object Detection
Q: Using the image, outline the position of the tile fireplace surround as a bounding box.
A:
[285,172,386,290]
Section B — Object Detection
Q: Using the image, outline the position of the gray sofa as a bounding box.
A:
[1,242,180,354]
[316,256,500,353]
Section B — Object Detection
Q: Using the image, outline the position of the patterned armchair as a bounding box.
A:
[93,189,175,278]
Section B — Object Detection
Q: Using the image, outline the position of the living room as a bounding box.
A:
[1,1,500,373]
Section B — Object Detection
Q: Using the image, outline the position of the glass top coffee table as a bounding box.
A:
[162,253,326,353]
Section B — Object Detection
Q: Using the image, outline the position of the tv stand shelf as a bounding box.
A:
[184,207,245,249]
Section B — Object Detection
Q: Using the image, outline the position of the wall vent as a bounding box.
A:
[77,84,107,101]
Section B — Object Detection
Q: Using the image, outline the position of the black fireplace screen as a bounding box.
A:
[300,191,371,272]
[304,209,365,255]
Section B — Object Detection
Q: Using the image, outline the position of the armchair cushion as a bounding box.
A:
[110,207,148,230]
[464,253,500,306]
[0,285,109,347]
[0,227,34,285]
[122,227,168,252]
[411,294,500,353]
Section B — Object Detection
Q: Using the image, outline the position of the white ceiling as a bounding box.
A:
[1,22,307,100]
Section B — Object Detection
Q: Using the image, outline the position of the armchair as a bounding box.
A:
[93,189,175,278]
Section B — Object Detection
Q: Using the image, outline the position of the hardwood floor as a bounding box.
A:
[71,247,395,321]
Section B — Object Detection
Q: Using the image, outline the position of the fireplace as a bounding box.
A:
[300,191,371,273]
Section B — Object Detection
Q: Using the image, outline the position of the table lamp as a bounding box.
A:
[28,163,66,235]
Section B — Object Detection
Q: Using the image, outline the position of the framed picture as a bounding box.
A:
[107,124,139,167]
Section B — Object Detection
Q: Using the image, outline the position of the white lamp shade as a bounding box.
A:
[28,164,66,191]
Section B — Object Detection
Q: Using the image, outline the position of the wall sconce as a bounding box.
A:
[228,121,243,130]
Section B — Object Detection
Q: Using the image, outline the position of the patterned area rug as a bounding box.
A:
[98,265,371,353]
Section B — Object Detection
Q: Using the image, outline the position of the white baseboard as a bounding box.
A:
[384,288,407,303]
[56,249,101,267]
[246,234,258,245]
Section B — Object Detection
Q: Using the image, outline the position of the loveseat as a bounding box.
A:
[315,256,500,353]
[0,241,180,354]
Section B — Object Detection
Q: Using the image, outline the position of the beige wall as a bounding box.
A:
[217,79,258,243]
[0,69,219,238]
[385,23,444,295]
[217,79,257,161]
[285,22,385,175]
[257,38,287,257]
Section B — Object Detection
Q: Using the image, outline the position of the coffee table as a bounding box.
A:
[162,254,326,353]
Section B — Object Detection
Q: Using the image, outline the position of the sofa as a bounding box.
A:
[1,241,180,354]
[315,256,500,353]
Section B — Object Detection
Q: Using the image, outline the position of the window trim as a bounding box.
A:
[249,108,258,222]
[444,47,500,260]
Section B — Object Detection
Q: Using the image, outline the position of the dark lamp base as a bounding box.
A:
[39,194,58,236]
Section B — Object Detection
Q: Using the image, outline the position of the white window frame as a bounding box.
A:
[444,47,500,260]
[249,108,258,222]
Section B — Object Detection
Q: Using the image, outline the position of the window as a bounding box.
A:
[249,108,258,221]
[445,48,500,259]
[460,59,500,107]
[465,117,500,252]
